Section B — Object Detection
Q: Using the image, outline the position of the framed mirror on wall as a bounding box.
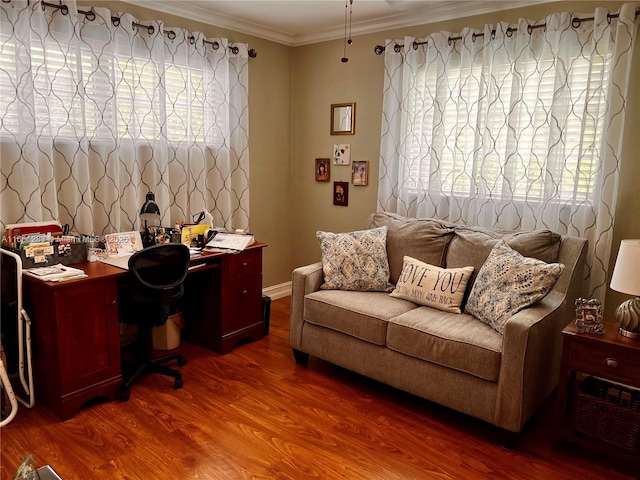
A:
[331,102,356,135]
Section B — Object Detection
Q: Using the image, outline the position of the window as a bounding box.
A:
[403,42,610,203]
[0,33,227,145]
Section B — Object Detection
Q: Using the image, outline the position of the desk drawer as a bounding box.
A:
[226,248,262,279]
[221,274,262,334]
[571,340,640,386]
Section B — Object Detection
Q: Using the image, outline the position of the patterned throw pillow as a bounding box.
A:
[465,239,565,334]
[390,256,474,313]
[317,227,393,292]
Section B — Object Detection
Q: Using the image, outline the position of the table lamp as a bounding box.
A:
[610,239,640,338]
[140,191,160,246]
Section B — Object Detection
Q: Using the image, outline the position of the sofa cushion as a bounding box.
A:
[390,256,474,314]
[465,240,565,334]
[317,226,394,292]
[364,212,455,284]
[304,290,418,345]
[445,226,562,294]
[386,307,503,382]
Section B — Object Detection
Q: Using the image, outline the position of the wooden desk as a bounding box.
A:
[22,243,266,419]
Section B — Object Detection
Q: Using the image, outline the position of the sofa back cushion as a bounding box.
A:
[364,212,455,284]
[446,226,562,292]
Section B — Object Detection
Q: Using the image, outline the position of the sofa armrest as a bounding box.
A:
[493,235,587,432]
[289,262,324,350]
[494,290,567,432]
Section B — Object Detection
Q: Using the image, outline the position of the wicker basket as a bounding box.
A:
[575,376,640,452]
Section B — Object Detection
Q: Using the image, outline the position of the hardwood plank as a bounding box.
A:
[0,296,633,479]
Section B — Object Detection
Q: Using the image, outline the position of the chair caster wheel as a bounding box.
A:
[118,386,130,402]
[174,377,183,389]
[177,357,187,367]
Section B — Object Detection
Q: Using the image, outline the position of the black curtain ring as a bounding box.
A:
[412,41,419,50]
[505,28,513,37]
[189,35,195,45]
[491,30,497,39]
[78,7,96,22]
[147,25,155,35]
[606,13,612,24]
[472,33,477,42]
[393,43,402,53]
[230,46,239,54]
[572,17,581,28]
[447,37,452,46]
[166,30,176,40]
[527,24,533,34]
[112,16,120,27]
[212,41,220,50]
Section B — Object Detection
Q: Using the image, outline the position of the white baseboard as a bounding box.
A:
[262,281,291,300]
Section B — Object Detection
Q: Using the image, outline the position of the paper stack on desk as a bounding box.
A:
[205,233,255,251]
[24,264,87,282]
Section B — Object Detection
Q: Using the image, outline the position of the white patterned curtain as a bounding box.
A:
[378,3,638,301]
[0,0,250,235]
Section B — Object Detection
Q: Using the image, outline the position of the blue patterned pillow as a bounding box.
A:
[317,227,393,292]
[465,239,565,334]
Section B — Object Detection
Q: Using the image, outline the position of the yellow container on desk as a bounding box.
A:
[152,311,184,350]
[180,224,209,246]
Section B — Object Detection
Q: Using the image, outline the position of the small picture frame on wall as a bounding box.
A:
[333,144,350,165]
[352,160,369,186]
[333,181,348,206]
[315,158,330,182]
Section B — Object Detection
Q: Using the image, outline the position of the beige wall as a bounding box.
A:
[291,1,640,318]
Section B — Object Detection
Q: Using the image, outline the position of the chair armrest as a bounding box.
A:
[289,262,324,350]
[494,291,568,432]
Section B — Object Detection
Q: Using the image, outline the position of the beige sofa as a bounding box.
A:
[290,212,587,438]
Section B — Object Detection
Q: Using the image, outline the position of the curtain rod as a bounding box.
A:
[374,8,640,55]
[38,1,257,58]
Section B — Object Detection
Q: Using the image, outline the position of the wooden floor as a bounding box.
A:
[0,297,634,479]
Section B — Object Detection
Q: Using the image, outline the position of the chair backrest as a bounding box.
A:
[128,243,190,325]
[128,243,190,290]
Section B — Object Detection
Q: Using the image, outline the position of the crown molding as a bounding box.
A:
[295,0,557,46]
[122,0,559,47]
[121,0,295,45]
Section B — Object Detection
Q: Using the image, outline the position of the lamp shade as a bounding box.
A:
[140,191,160,216]
[610,239,640,296]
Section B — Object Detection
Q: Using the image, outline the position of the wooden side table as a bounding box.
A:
[556,322,640,468]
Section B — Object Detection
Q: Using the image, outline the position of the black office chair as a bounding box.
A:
[119,243,190,401]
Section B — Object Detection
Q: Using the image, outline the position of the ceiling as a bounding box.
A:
[122,0,557,46]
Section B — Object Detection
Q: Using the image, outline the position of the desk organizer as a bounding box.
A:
[575,376,640,452]
[6,242,87,268]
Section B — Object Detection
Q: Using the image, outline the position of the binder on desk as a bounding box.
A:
[205,233,255,251]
